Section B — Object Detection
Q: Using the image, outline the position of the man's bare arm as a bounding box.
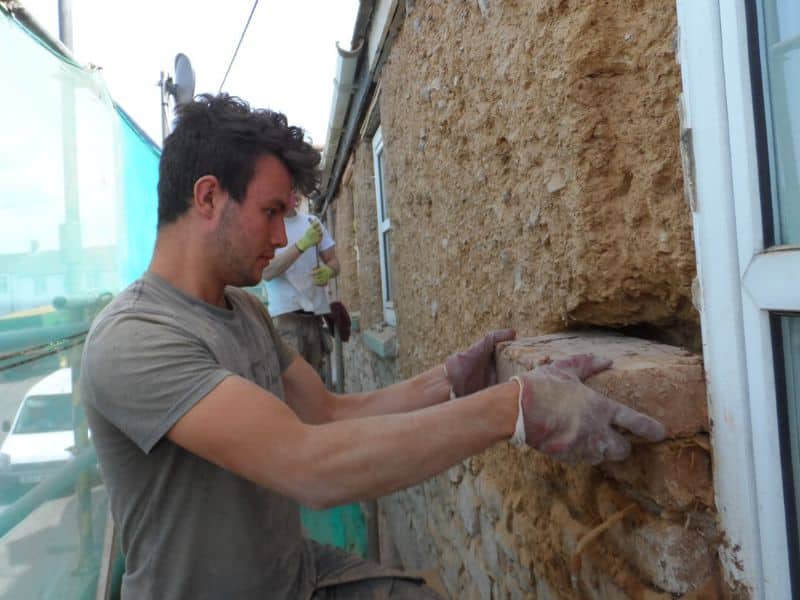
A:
[262,244,303,280]
[319,247,340,276]
[167,374,518,509]
[263,219,324,280]
[282,356,451,424]
[283,329,517,424]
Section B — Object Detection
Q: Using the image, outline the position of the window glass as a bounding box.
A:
[382,230,392,303]
[759,0,800,244]
[377,147,389,222]
[779,314,800,558]
[14,394,74,434]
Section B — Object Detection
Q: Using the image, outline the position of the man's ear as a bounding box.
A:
[192,175,224,220]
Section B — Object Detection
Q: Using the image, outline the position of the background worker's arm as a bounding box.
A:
[262,244,303,280]
[262,220,322,281]
[311,247,340,285]
[167,372,520,509]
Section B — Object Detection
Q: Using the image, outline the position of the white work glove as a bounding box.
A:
[509,354,666,464]
[444,329,516,397]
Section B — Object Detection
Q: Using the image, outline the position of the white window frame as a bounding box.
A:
[371,126,396,326]
[677,2,798,598]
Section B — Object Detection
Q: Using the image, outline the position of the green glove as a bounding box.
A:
[296,221,323,252]
[311,264,335,286]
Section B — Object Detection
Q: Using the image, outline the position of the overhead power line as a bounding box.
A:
[218,0,260,93]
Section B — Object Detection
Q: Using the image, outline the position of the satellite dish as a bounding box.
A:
[168,53,196,106]
[159,53,196,141]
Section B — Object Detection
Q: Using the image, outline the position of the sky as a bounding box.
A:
[20,0,361,146]
[0,0,359,257]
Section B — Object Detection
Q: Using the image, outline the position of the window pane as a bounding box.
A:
[759,1,800,244]
[382,230,393,303]
[377,148,389,223]
[779,314,800,564]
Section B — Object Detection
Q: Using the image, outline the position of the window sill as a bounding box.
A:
[363,326,397,359]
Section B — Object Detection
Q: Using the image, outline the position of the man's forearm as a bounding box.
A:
[324,254,340,276]
[294,381,518,509]
[262,244,304,280]
[329,365,451,421]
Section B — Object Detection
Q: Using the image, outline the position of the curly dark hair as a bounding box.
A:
[157,93,321,227]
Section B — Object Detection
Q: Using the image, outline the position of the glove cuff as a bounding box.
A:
[442,364,457,400]
[508,376,526,448]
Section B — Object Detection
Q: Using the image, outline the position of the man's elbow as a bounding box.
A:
[302,494,339,511]
[290,467,345,510]
[281,428,348,510]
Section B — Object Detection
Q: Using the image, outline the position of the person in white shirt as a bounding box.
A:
[263,192,340,375]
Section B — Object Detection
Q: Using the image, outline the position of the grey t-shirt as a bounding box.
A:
[82,271,313,599]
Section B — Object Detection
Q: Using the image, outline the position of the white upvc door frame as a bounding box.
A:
[677,1,796,598]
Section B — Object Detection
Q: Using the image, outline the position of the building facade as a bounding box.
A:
[320,1,798,598]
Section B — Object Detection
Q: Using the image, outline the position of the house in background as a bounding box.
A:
[0,246,118,316]
[320,1,799,598]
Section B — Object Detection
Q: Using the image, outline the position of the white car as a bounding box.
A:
[0,368,77,489]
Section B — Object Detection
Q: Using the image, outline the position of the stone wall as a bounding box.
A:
[341,331,401,395]
[383,0,695,378]
[334,0,698,360]
[341,144,384,330]
[326,0,732,597]
[378,333,731,599]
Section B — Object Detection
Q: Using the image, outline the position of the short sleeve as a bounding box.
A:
[82,312,232,454]
[265,313,297,372]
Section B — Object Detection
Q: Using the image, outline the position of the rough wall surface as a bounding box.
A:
[381,334,729,599]
[328,0,719,598]
[373,0,696,378]
[331,182,360,314]
[347,145,384,328]
[342,334,401,395]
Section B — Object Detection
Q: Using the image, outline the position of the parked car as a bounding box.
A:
[0,368,77,489]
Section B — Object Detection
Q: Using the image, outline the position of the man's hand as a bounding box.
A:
[311,265,335,286]
[512,354,666,464]
[444,329,516,397]
[296,221,323,252]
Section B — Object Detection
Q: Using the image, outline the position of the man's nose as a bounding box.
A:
[272,219,288,248]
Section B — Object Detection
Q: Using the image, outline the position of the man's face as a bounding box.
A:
[216,154,290,287]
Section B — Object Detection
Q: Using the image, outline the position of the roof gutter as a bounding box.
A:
[319,0,403,216]
[319,40,363,189]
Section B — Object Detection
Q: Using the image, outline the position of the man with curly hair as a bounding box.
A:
[81,94,665,599]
